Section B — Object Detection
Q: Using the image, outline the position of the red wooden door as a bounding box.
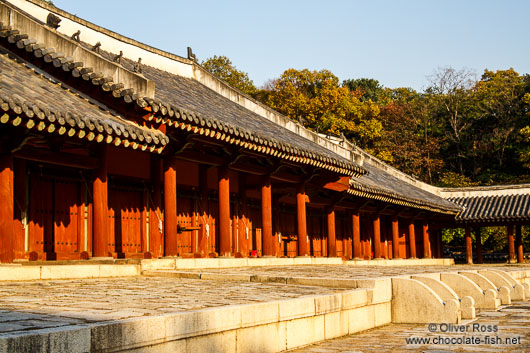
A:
[247,203,261,256]
[399,225,408,258]
[53,180,79,254]
[335,215,345,258]
[278,208,297,257]
[28,173,82,260]
[109,187,143,256]
[177,197,193,254]
[209,198,218,254]
[415,224,424,258]
[29,174,54,257]
[308,209,323,257]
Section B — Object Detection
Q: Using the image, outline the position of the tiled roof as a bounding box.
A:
[0,5,469,215]
[350,163,461,214]
[447,194,530,222]
[0,50,168,152]
[0,14,365,177]
[138,65,364,176]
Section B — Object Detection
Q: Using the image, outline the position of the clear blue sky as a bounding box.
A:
[52,0,530,91]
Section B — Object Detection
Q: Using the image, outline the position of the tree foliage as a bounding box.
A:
[343,78,384,103]
[202,55,530,187]
[201,55,257,96]
[265,69,382,152]
[204,55,530,252]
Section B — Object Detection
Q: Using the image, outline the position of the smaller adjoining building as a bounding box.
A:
[443,185,530,264]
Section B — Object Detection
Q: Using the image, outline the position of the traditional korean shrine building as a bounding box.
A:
[0,0,527,264]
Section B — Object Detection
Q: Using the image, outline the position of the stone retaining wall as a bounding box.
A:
[0,288,390,353]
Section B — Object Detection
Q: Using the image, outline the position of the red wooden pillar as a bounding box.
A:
[218,166,231,257]
[327,207,336,257]
[507,225,515,263]
[0,155,14,263]
[13,159,27,259]
[352,210,361,259]
[150,157,162,258]
[516,225,523,263]
[465,227,473,264]
[392,216,399,259]
[474,227,483,264]
[93,146,108,258]
[261,176,273,256]
[423,221,431,259]
[199,165,209,256]
[408,219,416,258]
[163,158,178,256]
[373,214,381,259]
[296,184,308,256]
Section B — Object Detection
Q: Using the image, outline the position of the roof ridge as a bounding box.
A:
[0,50,168,152]
[0,4,366,177]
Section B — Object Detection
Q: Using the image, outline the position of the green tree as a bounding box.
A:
[201,55,257,96]
[426,67,478,176]
[343,78,384,103]
[376,88,444,183]
[473,69,530,180]
[266,68,382,149]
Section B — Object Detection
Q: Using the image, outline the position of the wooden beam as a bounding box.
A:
[323,176,350,192]
[270,171,303,184]
[175,150,227,166]
[14,148,99,169]
[230,162,268,176]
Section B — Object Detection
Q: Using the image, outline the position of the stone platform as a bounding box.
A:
[289,302,530,352]
[0,261,529,352]
[0,257,453,282]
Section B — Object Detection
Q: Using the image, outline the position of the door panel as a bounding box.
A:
[29,175,53,255]
[110,187,143,255]
[54,180,79,253]
[177,197,193,254]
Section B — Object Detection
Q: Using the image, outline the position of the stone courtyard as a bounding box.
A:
[0,262,530,352]
[0,276,340,334]
[154,264,530,280]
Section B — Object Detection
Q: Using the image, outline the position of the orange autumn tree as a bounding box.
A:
[266,69,382,151]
